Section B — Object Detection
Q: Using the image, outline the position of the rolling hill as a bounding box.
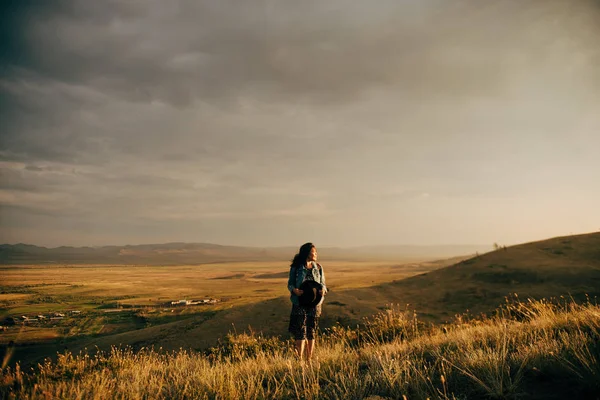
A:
[323,231,600,325]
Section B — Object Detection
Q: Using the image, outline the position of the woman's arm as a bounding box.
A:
[320,264,327,294]
[287,267,296,293]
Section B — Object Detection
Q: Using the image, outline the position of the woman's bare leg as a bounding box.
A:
[305,339,315,360]
[295,339,306,360]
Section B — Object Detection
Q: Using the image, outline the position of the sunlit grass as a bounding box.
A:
[2,297,599,399]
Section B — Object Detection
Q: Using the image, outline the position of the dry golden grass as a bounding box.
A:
[0,294,30,302]
[1,298,599,399]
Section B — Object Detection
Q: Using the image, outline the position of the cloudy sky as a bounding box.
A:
[1,0,599,248]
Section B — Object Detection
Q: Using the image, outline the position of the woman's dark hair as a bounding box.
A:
[290,242,314,268]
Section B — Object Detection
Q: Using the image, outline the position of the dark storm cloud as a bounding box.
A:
[4,0,570,109]
[3,0,599,146]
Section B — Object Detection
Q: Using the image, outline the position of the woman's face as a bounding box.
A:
[307,247,318,262]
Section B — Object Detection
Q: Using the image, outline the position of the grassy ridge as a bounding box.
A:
[2,298,599,399]
[350,232,600,325]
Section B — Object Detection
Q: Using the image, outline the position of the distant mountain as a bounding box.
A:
[0,242,491,265]
[0,243,286,265]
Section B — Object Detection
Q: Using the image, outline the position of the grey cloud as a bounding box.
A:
[0,157,316,225]
[24,165,48,172]
[8,0,598,110]
[0,163,84,193]
[4,0,599,161]
[0,77,113,165]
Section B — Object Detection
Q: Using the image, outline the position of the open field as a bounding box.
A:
[2,232,599,371]
[0,256,463,367]
[0,257,454,315]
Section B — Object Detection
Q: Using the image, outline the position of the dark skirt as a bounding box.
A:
[288,304,321,340]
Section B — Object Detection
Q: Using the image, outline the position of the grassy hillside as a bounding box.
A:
[328,232,600,325]
[2,298,599,399]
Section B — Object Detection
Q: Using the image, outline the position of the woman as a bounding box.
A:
[287,242,327,360]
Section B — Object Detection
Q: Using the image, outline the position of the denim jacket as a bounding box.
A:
[287,261,327,306]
